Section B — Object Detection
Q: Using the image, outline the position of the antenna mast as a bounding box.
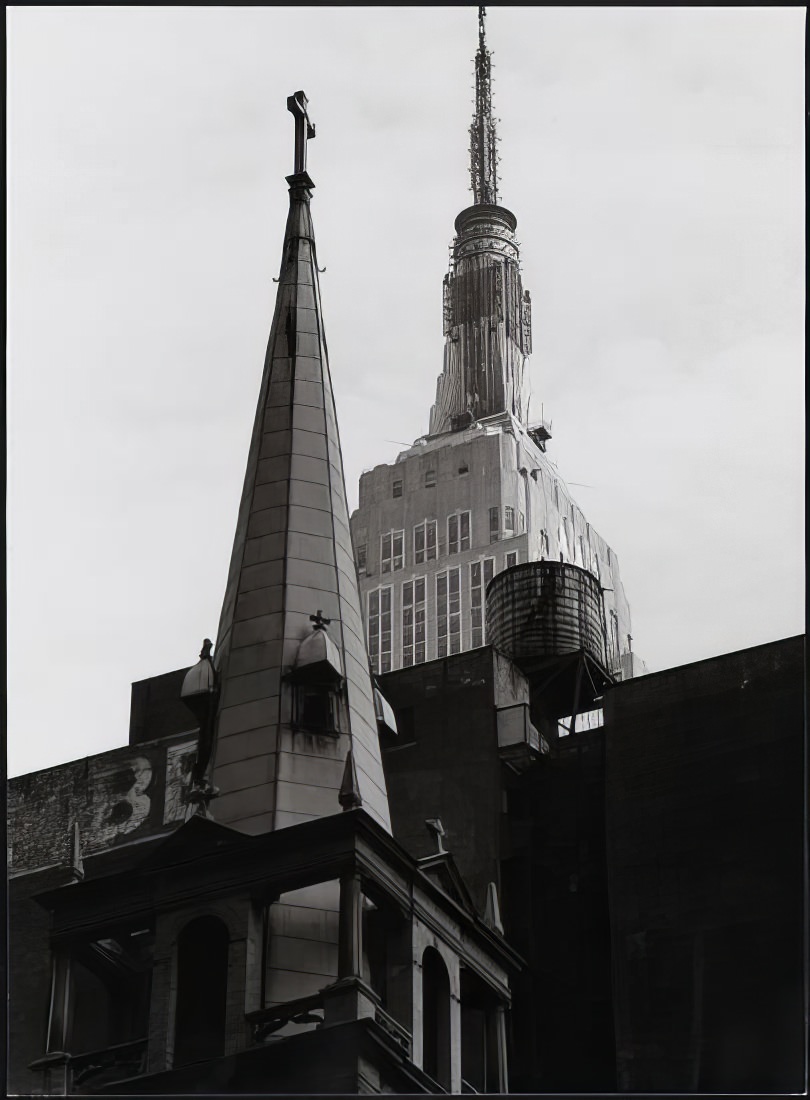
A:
[469,6,499,205]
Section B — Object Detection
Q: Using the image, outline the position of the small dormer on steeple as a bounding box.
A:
[289,610,344,736]
[292,610,343,685]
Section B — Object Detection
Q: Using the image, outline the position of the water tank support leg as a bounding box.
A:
[568,654,585,739]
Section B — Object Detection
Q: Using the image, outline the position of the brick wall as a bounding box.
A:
[9,732,198,875]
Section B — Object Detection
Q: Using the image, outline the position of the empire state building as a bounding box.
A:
[350,8,645,683]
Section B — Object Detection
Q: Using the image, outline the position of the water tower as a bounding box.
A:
[486,561,614,740]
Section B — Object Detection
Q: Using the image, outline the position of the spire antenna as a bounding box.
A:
[470,5,498,205]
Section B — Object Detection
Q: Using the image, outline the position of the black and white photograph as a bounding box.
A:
[6,6,805,1095]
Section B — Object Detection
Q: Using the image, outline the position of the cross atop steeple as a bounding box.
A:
[286,90,316,176]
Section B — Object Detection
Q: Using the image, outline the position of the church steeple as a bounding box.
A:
[470,5,499,206]
[208,93,391,835]
[428,8,532,437]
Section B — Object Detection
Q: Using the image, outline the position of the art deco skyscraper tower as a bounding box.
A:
[430,7,533,435]
[351,8,643,682]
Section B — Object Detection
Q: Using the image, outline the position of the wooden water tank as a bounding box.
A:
[486,561,608,668]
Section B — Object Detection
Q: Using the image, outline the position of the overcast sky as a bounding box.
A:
[7,6,804,777]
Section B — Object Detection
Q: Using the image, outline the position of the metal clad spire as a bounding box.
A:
[209,92,391,836]
[470,5,498,205]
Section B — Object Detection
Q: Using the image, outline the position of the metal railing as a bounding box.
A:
[30,1038,148,1093]
[372,1003,411,1054]
[247,992,325,1042]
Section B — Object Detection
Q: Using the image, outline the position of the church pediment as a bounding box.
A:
[416,851,476,916]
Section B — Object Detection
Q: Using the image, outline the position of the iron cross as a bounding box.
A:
[287,90,316,175]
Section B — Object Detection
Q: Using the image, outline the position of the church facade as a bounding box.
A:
[9,65,520,1100]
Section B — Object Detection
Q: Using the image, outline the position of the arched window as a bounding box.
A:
[422,947,451,1089]
[174,916,229,1068]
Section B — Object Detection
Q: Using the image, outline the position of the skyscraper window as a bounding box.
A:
[414,520,437,564]
[470,558,495,647]
[436,569,461,657]
[381,530,404,573]
[448,511,471,555]
[402,577,427,666]
[489,507,499,542]
[368,587,393,673]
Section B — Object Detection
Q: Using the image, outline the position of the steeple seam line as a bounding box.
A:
[271,224,301,830]
[309,247,349,759]
[209,250,298,794]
